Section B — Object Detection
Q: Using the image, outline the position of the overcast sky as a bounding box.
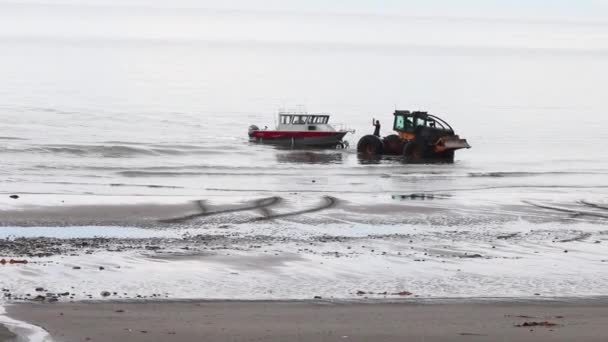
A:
[1,0,606,120]
[1,0,607,52]
[2,0,608,19]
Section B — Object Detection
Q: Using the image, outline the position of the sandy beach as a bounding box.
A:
[4,300,608,342]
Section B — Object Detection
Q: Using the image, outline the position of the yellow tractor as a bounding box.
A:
[357,110,470,163]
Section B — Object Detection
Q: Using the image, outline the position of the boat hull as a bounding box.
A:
[249,131,348,148]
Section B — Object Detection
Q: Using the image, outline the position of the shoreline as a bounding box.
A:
[0,306,50,342]
[0,324,16,342]
[5,299,608,342]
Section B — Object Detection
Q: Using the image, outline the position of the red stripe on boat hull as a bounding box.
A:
[249,130,348,148]
[250,131,343,139]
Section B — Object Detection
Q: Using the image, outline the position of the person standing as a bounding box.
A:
[372,119,381,137]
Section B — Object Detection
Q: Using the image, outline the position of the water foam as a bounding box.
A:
[0,305,52,342]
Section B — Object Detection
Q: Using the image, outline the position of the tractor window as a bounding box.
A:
[414,117,426,128]
[395,116,405,130]
[395,115,414,131]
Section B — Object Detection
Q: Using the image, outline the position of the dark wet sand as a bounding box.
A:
[0,324,16,342]
[8,301,608,342]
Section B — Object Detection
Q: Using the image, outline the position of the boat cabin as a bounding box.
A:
[393,110,454,134]
[277,113,335,132]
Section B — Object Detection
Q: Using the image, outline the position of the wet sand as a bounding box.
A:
[0,324,16,341]
[7,301,608,342]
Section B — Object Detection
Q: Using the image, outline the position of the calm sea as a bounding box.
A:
[1,2,607,205]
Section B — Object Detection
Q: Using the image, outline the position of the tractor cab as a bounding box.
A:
[393,110,453,140]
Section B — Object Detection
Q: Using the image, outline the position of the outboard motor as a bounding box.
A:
[248,125,260,138]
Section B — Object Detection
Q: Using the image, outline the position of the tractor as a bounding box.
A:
[357,110,470,163]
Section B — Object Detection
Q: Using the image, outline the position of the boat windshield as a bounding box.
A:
[311,116,329,124]
[292,115,307,124]
[279,114,329,125]
[280,115,292,124]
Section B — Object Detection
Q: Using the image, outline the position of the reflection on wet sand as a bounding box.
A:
[2,195,607,229]
[1,193,608,304]
[276,151,343,164]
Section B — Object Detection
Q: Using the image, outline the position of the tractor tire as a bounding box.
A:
[357,135,384,156]
[383,134,404,155]
[402,142,427,163]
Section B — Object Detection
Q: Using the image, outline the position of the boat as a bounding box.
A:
[248,112,354,148]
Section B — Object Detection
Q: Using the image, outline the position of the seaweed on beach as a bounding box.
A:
[515,321,561,328]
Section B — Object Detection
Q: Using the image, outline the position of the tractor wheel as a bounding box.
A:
[383,134,404,155]
[357,135,384,156]
[403,142,426,163]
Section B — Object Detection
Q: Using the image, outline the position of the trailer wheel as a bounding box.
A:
[403,142,425,163]
[357,135,384,156]
[383,134,404,155]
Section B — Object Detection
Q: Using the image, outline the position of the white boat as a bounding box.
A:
[248,112,353,148]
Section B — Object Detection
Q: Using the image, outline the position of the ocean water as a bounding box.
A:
[1,2,608,300]
[1,3,607,199]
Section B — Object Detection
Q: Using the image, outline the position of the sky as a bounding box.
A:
[0,0,607,53]
[1,0,608,20]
